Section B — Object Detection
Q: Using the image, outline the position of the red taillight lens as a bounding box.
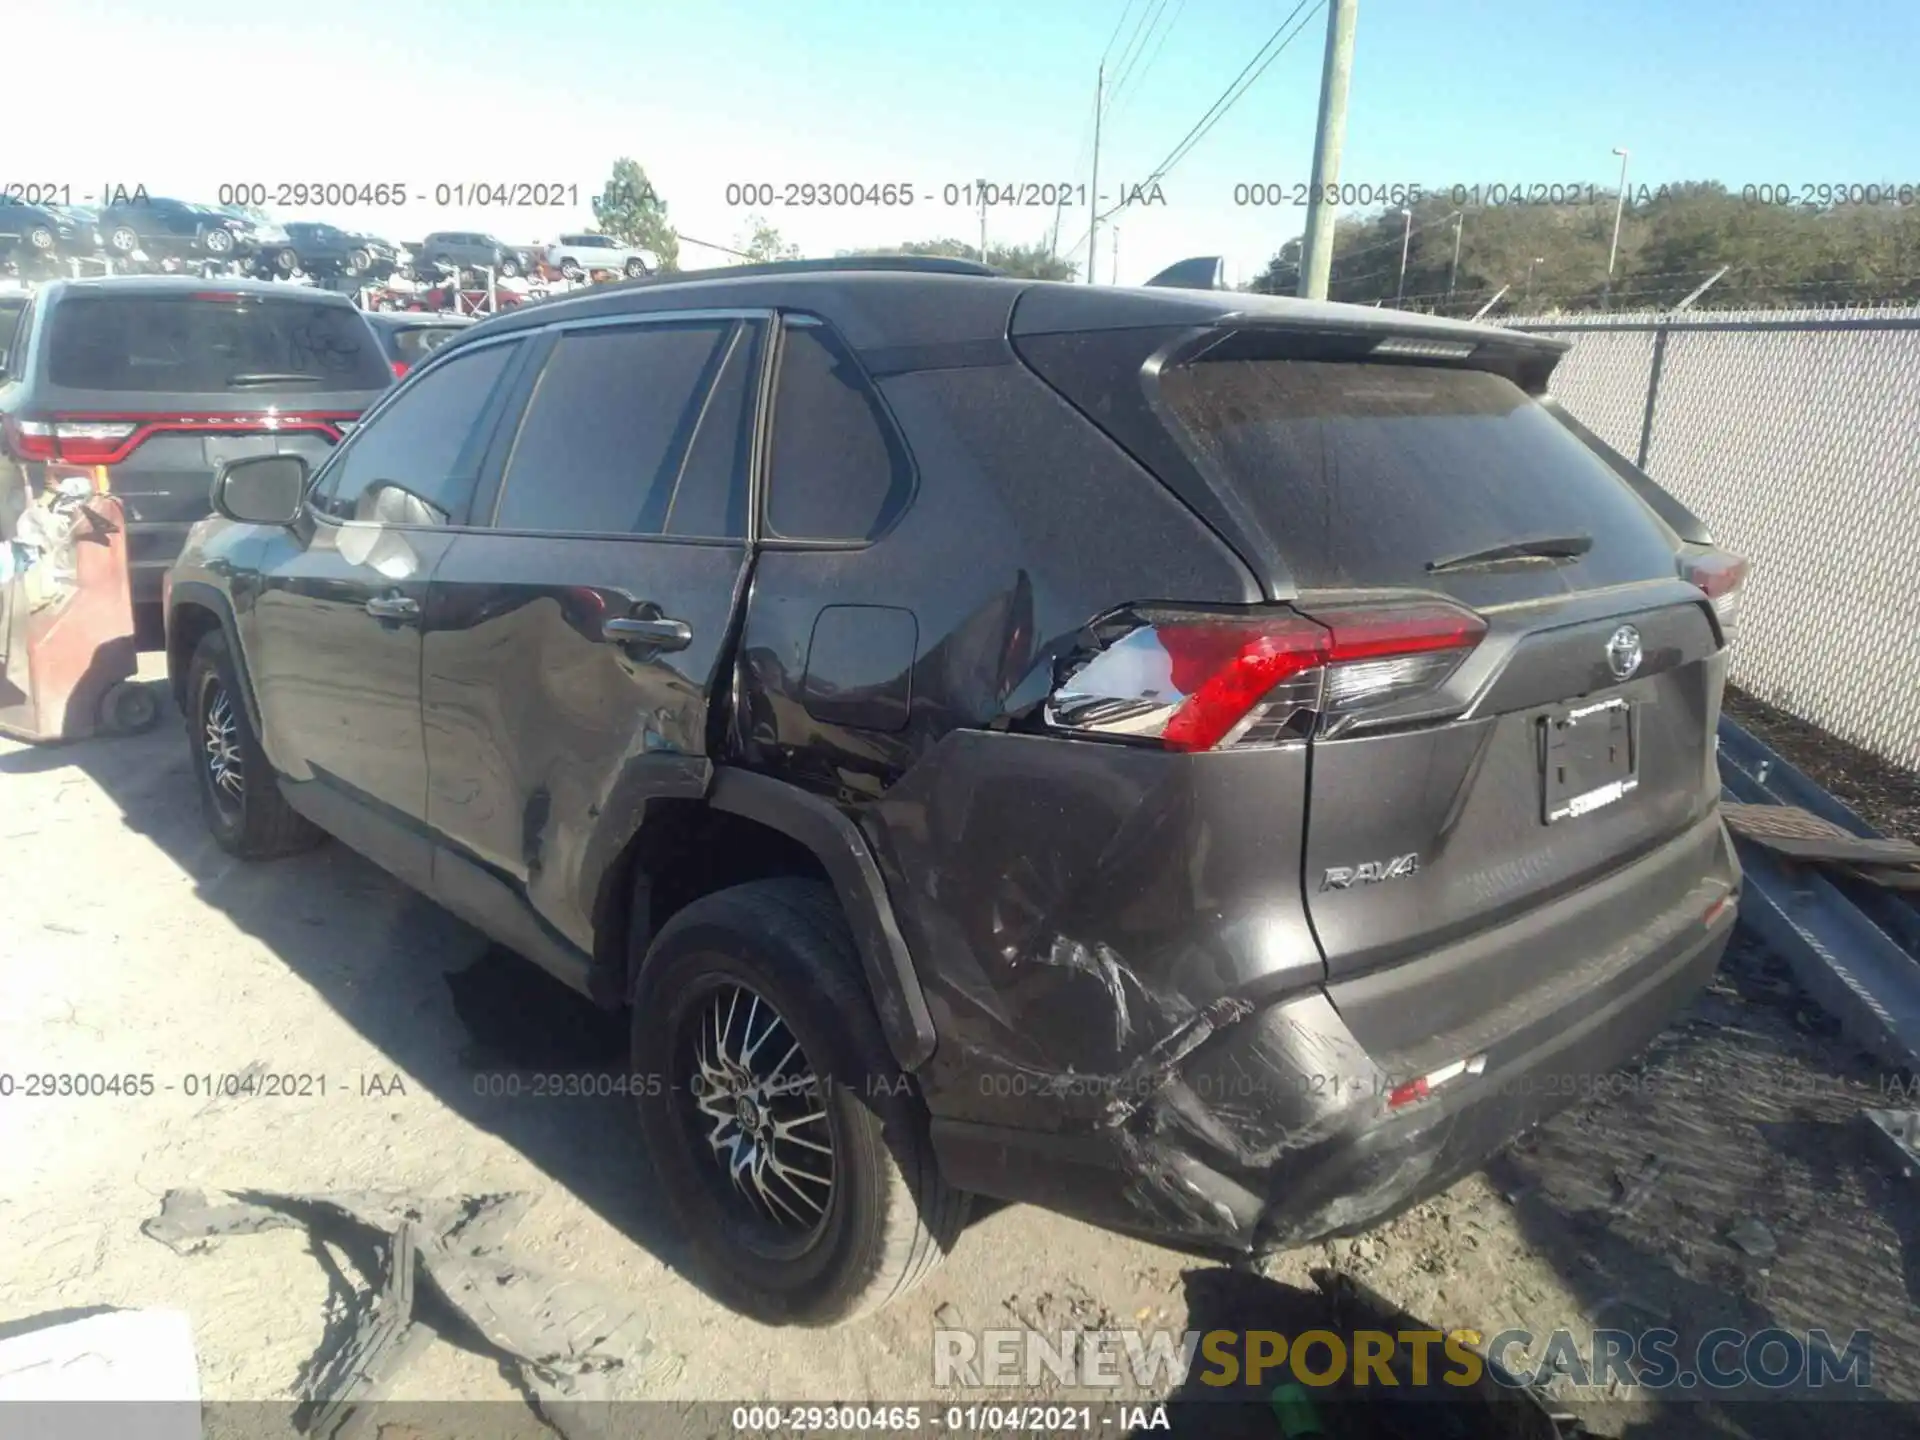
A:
[3,416,136,463]
[3,413,357,467]
[1046,599,1487,753]
[391,360,410,379]
[1684,549,1749,642]
[3,416,58,462]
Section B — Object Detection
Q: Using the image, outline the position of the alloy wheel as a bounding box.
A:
[683,981,835,1249]
[203,683,244,816]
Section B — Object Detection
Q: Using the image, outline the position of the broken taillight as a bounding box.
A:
[1684,549,1748,643]
[1044,599,1487,753]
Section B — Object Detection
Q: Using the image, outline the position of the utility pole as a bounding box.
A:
[1087,61,1105,285]
[980,190,989,267]
[1605,146,1630,308]
[1448,211,1463,303]
[1296,0,1359,299]
[1111,226,1120,284]
[1526,255,1544,308]
[1395,206,1412,302]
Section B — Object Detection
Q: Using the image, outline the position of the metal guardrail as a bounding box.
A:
[1717,717,1920,1071]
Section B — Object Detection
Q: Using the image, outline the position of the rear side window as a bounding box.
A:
[0,299,26,366]
[43,295,392,393]
[311,341,518,525]
[1156,359,1680,588]
[491,320,741,536]
[764,321,911,542]
[391,326,466,363]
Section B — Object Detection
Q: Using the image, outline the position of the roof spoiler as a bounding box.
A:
[1142,256,1227,291]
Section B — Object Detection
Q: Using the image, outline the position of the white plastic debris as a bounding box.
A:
[0,1307,201,1439]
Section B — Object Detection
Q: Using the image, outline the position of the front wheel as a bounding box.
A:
[28,226,54,251]
[186,632,323,859]
[624,257,647,278]
[203,227,234,254]
[560,257,584,280]
[108,226,139,254]
[497,256,521,278]
[631,879,967,1326]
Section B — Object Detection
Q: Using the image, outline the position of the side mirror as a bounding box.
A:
[213,453,308,525]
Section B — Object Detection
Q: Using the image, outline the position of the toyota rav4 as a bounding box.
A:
[163,256,1745,1326]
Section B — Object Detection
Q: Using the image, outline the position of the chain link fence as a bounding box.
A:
[1499,306,1920,772]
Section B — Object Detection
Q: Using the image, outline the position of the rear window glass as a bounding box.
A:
[44,294,391,393]
[1157,359,1679,588]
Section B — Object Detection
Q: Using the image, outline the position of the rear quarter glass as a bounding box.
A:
[44,294,392,394]
[1155,359,1683,600]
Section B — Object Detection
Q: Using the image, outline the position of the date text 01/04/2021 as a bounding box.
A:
[213,182,585,209]
[0,1071,407,1099]
[719,181,1169,209]
[727,1404,1172,1433]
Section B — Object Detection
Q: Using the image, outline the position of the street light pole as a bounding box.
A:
[1605,146,1630,307]
[1087,61,1105,285]
[1395,206,1412,301]
[1448,210,1463,303]
[1526,255,1544,308]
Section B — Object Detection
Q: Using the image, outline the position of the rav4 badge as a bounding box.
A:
[1321,854,1420,891]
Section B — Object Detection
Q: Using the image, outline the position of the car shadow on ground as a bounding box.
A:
[0,684,993,1304]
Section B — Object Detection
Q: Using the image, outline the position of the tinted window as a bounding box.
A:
[45,294,392,393]
[492,321,735,535]
[0,298,26,366]
[1156,359,1681,588]
[666,321,761,538]
[765,322,910,541]
[312,341,518,525]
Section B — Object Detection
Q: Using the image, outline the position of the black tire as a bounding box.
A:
[631,878,967,1326]
[203,227,234,254]
[347,247,372,275]
[497,256,521,278]
[560,257,584,281]
[185,631,322,859]
[108,225,139,254]
[624,257,647,278]
[28,226,54,251]
[99,679,160,735]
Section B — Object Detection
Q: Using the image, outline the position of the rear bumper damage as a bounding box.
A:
[873,731,1741,1252]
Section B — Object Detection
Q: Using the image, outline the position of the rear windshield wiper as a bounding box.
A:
[225,371,330,386]
[1426,534,1593,574]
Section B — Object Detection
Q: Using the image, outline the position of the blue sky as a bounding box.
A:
[33,0,1920,284]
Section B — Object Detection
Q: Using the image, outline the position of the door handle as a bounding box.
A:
[365,595,420,621]
[603,615,692,651]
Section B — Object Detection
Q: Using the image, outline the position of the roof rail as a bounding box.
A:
[612,255,999,289]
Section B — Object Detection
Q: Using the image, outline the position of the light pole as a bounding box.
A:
[1605,146,1630,307]
[1526,255,1544,308]
[1395,207,1412,301]
[1447,210,1463,303]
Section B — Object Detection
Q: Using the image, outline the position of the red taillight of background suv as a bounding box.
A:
[1683,549,1749,642]
[1045,599,1490,752]
[2,412,360,466]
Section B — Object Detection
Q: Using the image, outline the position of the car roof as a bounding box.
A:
[34,274,360,306]
[445,257,1562,364]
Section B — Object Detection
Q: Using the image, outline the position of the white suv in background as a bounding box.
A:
[545,233,653,279]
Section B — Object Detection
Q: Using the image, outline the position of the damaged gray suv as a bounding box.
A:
[165,256,1746,1325]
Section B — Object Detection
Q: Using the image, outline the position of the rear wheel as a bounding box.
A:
[497,256,521,278]
[624,257,647,278]
[108,226,139,254]
[28,226,54,251]
[560,257,584,280]
[186,632,322,859]
[202,226,234,254]
[631,879,966,1325]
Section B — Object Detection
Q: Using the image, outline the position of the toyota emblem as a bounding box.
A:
[1606,624,1643,680]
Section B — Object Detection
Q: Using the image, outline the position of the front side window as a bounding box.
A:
[310,341,519,525]
[490,320,751,537]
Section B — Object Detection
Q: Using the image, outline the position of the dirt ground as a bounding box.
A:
[3,662,1918,1438]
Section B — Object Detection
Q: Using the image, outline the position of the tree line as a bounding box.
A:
[590,160,1920,309]
[1249,181,1920,313]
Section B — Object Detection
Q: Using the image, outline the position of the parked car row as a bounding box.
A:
[0,196,653,288]
[0,275,472,626]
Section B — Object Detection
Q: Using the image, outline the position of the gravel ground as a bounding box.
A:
[1725,685,1920,841]
[2,665,1917,1438]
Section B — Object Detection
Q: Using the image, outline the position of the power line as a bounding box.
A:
[1147,0,1322,186]
[1104,0,1173,119]
[1060,0,1323,264]
[1098,0,1140,70]
[1106,0,1187,127]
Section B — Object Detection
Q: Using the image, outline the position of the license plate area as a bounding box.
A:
[1541,697,1637,824]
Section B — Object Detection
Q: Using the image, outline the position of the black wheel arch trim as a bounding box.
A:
[706,766,937,1072]
[166,580,264,737]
